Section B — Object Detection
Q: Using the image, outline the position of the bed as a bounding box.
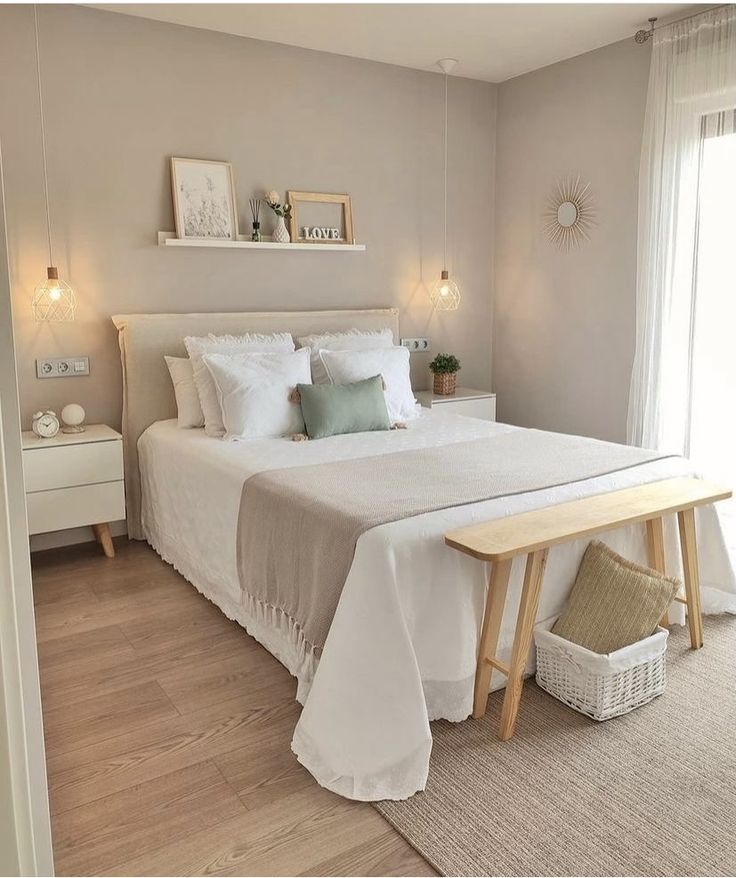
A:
[113,309,736,802]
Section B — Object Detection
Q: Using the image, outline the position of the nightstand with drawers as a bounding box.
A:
[21,424,125,557]
[416,387,497,421]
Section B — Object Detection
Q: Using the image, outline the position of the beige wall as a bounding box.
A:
[494,38,650,442]
[0,4,496,430]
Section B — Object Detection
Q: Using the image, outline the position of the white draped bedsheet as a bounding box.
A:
[138,413,736,801]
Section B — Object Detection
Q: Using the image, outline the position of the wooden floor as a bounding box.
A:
[32,539,435,877]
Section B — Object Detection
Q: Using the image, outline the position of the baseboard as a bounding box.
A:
[30,519,128,553]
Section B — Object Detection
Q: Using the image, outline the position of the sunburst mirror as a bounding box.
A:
[543,176,595,250]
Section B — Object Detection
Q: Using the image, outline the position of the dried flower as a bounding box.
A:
[265,190,281,206]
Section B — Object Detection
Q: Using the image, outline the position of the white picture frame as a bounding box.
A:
[170,157,239,241]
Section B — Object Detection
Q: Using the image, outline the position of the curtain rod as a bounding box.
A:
[634,4,729,42]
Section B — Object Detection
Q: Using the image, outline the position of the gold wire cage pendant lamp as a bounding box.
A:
[429,58,460,312]
[31,5,76,322]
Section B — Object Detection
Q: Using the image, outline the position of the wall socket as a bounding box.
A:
[400,337,431,353]
[36,356,90,379]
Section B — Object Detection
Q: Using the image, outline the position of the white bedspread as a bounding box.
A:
[139,413,736,801]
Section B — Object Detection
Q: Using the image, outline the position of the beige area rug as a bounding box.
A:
[375,617,736,877]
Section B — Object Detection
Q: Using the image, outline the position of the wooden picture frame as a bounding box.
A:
[287,191,354,245]
[171,157,239,241]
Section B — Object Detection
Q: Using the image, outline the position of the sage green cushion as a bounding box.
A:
[298,375,391,439]
[551,540,680,653]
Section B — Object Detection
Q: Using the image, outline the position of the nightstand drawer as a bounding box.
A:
[26,482,126,535]
[435,397,496,420]
[23,440,123,493]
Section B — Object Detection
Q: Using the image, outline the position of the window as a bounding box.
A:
[689,112,736,556]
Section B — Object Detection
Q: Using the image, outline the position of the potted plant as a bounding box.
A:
[429,353,461,396]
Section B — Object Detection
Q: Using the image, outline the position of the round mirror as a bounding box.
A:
[557,201,578,228]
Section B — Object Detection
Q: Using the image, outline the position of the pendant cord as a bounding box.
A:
[33,5,53,267]
[443,70,448,271]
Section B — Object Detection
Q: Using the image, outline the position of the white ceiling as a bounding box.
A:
[89,3,697,82]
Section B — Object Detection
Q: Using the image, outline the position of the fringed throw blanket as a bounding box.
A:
[236,429,670,653]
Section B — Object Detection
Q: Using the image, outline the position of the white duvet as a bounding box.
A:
[139,413,736,801]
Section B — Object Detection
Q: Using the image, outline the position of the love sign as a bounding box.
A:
[302,227,342,241]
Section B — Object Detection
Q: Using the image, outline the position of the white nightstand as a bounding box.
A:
[21,424,125,557]
[416,387,497,421]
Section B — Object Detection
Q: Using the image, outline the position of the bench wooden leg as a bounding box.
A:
[473,558,512,719]
[678,507,703,649]
[645,516,669,627]
[499,548,548,741]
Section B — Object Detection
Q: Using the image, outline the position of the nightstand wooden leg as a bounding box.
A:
[92,522,115,558]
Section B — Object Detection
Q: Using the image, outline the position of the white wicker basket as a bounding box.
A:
[534,623,668,721]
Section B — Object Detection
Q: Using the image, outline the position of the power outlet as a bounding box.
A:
[36,356,90,379]
[400,337,431,353]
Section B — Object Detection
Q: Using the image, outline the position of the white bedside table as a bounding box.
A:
[21,424,125,557]
[416,387,496,421]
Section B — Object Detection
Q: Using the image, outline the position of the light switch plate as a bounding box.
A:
[400,337,431,353]
[36,356,90,379]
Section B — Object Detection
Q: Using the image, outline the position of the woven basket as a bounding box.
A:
[535,624,668,721]
[433,372,457,395]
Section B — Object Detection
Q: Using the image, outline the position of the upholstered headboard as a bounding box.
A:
[112,308,400,539]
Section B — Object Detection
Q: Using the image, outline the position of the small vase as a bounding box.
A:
[272,216,290,244]
[433,372,457,395]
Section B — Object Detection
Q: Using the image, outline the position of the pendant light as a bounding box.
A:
[429,58,460,312]
[31,5,76,322]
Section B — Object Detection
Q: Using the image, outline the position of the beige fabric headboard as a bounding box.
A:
[112,308,400,539]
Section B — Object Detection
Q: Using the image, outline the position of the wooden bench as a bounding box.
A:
[445,477,732,741]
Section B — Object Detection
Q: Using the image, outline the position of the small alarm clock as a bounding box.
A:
[32,410,60,439]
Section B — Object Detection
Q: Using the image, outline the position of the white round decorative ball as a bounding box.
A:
[61,403,85,427]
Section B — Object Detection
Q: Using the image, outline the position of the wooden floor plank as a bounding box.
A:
[103,787,392,877]
[301,831,437,877]
[52,760,245,876]
[39,626,252,711]
[32,539,435,877]
[42,680,180,756]
[37,624,136,671]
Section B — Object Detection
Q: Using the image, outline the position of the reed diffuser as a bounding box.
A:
[249,198,262,242]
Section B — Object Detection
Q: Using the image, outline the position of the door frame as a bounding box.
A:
[0,141,54,874]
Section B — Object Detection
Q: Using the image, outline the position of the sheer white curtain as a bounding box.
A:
[627,6,736,454]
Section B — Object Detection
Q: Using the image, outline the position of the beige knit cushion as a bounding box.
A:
[552,540,680,653]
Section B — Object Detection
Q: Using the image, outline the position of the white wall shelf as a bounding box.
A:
[157,232,366,252]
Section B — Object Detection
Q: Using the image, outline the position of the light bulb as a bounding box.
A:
[430,270,460,311]
[32,266,76,321]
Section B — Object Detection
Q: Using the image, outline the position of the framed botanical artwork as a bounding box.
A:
[170,157,239,240]
[287,191,354,245]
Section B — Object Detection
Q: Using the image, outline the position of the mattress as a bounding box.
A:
[138,412,736,801]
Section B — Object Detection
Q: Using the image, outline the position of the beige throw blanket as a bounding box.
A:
[236,429,670,652]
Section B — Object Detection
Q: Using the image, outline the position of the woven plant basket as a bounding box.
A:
[433,372,457,395]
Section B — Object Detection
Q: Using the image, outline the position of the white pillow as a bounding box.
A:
[184,332,294,437]
[296,327,394,385]
[202,348,311,441]
[165,356,204,428]
[319,346,419,423]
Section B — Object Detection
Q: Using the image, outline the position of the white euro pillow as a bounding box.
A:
[184,332,294,437]
[319,346,420,423]
[296,327,394,385]
[165,356,204,428]
[202,348,311,441]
